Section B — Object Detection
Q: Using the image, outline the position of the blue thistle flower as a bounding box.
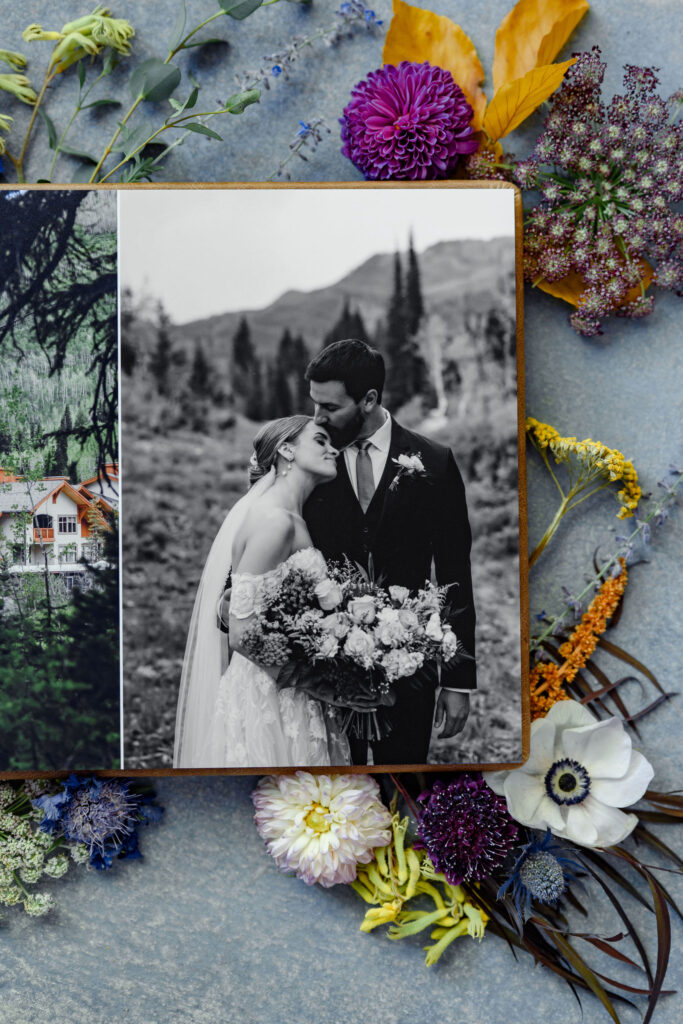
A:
[34,774,162,870]
[498,830,582,920]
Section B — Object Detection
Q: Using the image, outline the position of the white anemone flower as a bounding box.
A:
[252,772,392,887]
[484,701,654,849]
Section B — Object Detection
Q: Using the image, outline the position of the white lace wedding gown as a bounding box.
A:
[206,551,337,767]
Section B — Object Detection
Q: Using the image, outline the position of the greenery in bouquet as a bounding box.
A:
[0,775,162,917]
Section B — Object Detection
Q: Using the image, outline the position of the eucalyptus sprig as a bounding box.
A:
[0,0,379,184]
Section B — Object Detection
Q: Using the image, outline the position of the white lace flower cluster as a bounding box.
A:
[252,772,392,887]
[0,784,75,916]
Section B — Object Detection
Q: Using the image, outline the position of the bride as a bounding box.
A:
[173,414,348,768]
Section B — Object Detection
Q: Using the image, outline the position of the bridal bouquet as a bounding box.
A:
[238,549,469,740]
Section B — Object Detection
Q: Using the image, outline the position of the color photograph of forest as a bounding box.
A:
[0,190,120,772]
[120,187,523,770]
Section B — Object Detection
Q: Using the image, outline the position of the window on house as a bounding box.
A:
[58,515,77,534]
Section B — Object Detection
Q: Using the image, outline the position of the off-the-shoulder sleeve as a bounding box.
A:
[229,576,259,619]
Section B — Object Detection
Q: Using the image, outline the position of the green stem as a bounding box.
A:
[529,495,571,569]
[90,0,282,181]
[87,94,143,182]
[16,66,55,181]
[48,65,108,181]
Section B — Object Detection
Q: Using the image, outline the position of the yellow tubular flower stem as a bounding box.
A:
[404,848,422,900]
[15,65,54,181]
[424,921,469,966]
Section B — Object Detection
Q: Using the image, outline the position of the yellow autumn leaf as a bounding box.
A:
[492,0,589,92]
[483,59,576,141]
[383,0,487,131]
[535,261,654,307]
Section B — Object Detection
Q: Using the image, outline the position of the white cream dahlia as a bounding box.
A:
[485,702,654,849]
[252,772,392,887]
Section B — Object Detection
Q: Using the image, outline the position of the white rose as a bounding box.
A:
[441,628,459,660]
[320,612,351,639]
[348,595,377,625]
[314,578,343,611]
[425,612,444,642]
[286,548,328,582]
[389,585,410,604]
[316,634,339,659]
[375,618,407,648]
[397,608,419,632]
[344,626,377,667]
[396,453,424,473]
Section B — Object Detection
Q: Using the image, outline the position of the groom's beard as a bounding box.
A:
[325,407,365,451]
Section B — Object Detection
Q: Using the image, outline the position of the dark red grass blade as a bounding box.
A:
[633,823,683,869]
[609,848,672,1024]
[548,930,624,1023]
[576,852,654,985]
[595,637,664,693]
[577,674,643,704]
[622,693,677,723]
[582,658,641,737]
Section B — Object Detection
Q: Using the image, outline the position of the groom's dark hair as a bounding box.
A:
[305,339,385,403]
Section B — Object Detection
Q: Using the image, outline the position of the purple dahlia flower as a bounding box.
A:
[340,61,479,180]
[417,773,518,885]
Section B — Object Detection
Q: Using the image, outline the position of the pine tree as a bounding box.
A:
[149,302,173,397]
[232,317,262,419]
[405,232,425,335]
[189,343,210,398]
[384,252,411,407]
[321,298,370,351]
[50,405,72,476]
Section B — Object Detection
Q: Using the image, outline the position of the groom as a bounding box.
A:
[302,339,476,766]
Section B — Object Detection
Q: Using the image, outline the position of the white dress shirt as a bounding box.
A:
[342,409,392,498]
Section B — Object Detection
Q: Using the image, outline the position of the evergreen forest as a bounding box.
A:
[0,190,120,771]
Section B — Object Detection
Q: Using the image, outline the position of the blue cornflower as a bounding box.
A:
[498,829,582,920]
[297,120,312,136]
[271,64,283,77]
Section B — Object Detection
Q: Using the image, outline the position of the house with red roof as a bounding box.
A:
[0,465,116,589]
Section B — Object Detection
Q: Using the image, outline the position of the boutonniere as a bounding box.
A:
[389,452,427,491]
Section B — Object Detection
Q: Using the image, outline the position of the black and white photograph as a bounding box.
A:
[119,184,526,771]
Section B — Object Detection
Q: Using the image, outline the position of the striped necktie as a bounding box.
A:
[355,440,375,513]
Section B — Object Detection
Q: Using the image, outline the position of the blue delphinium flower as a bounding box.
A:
[498,829,582,920]
[34,774,162,871]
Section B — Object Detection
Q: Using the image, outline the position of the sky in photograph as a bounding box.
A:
[118,187,516,324]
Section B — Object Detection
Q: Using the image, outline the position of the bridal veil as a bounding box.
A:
[173,467,276,767]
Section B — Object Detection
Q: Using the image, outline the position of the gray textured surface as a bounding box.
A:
[1,1,682,1023]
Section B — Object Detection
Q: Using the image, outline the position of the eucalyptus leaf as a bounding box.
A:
[82,98,122,109]
[185,86,199,110]
[224,89,260,115]
[37,108,57,150]
[168,0,187,53]
[219,0,263,20]
[77,61,86,89]
[72,163,97,183]
[182,37,228,48]
[59,145,97,163]
[114,123,154,160]
[184,123,223,140]
[130,58,181,103]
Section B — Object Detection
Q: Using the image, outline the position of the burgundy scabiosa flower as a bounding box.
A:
[340,61,478,180]
[417,773,518,885]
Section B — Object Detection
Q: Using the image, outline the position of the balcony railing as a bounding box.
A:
[33,527,54,542]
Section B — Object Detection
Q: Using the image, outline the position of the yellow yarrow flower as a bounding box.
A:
[0,73,37,105]
[23,6,134,74]
[526,417,641,520]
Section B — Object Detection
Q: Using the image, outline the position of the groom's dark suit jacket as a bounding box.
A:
[303,417,476,764]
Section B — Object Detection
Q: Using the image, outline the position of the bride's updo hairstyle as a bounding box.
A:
[248,415,311,485]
